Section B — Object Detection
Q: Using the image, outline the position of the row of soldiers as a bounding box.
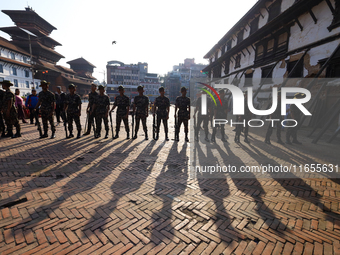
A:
[194,88,304,145]
[0,80,192,141]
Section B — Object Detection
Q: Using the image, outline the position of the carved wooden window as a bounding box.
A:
[235,55,241,68]
[237,30,244,44]
[267,39,275,55]
[250,17,259,35]
[226,40,232,51]
[287,60,303,78]
[277,32,288,49]
[256,45,264,60]
[268,0,282,22]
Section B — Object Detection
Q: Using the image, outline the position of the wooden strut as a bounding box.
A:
[246,47,251,55]
[325,0,336,14]
[295,18,303,31]
[309,10,317,24]
[259,48,310,120]
[299,42,340,126]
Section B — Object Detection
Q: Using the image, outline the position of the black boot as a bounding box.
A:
[104,131,109,139]
[145,132,148,140]
[67,132,74,139]
[154,133,159,140]
[292,139,302,145]
[132,134,137,139]
[165,133,169,141]
[77,130,81,139]
[244,137,250,143]
[126,132,130,140]
[114,132,119,139]
[40,131,48,139]
[221,136,227,142]
[185,134,189,142]
[50,132,56,139]
[83,131,91,135]
[211,136,216,143]
[277,138,284,144]
[12,132,21,138]
[265,138,271,144]
[1,131,6,137]
[205,137,210,142]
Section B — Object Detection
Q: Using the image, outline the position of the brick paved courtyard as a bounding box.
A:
[1,103,340,254]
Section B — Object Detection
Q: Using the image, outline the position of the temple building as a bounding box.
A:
[0,7,96,96]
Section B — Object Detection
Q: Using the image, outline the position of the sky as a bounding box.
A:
[0,0,258,82]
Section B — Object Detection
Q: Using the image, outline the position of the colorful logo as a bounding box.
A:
[198,82,222,106]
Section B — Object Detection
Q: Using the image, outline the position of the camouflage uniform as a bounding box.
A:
[87,91,98,132]
[2,89,20,135]
[235,97,251,143]
[65,94,82,133]
[286,104,300,143]
[114,95,130,134]
[133,95,149,134]
[38,90,56,134]
[0,90,5,134]
[175,96,190,135]
[195,96,212,140]
[154,96,170,134]
[265,100,283,143]
[211,97,228,141]
[94,94,110,134]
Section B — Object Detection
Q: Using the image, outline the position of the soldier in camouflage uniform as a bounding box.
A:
[34,80,55,139]
[92,85,110,139]
[64,84,82,139]
[211,89,228,143]
[235,91,252,143]
[265,90,284,145]
[0,80,21,138]
[194,91,212,142]
[84,83,98,135]
[132,85,149,140]
[154,86,170,141]
[286,92,304,145]
[0,87,5,137]
[110,85,130,139]
[175,87,190,142]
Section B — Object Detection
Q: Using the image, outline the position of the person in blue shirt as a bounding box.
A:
[25,89,39,125]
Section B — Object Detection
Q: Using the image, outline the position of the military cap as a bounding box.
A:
[118,85,124,91]
[294,92,305,98]
[180,87,187,92]
[68,84,76,89]
[0,80,13,86]
[39,80,50,86]
[56,86,61,90]
[158,86,165,92]
[137,85,144,91]
[98,85,105,89]
[91,83,97,87]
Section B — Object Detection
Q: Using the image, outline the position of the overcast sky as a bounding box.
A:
[0,0,258,82]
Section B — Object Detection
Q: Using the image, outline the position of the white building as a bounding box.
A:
[0,36,40,96]
[203,0,340,113]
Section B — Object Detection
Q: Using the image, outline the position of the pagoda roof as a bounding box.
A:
[2,9,57,35]
[56,65,76,74]
[0,26,61,46]
[0,56,31,68]
[0,36,30,56]
[67,57,96,68]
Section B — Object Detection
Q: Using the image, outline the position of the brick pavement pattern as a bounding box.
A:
[0,103,340,254]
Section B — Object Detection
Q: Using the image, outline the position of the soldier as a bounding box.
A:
[34,80,55,139]
[194,91,212,142]
[55,86,66,125]
[175,87,190,142]
[64,84,82,139]
[153,86,170,141]
[0,80,21,138]
[110,85,130,139]
[92,85,110,139]
[211,89,228,143]
[235,91,251,143]
[0,86,5,137]
[84,83,98,135]
[132,85,149,140]
[286,92,305,145]
[265,90,284,144]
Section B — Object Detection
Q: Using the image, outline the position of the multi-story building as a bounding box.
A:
[140,73,161,102]
[202,0,340,120]
[0,7,96,96]
[0,36,40,95]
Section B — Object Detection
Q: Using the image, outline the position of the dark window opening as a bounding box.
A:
[25,70,29,77]
[221,45,225,55]
[250,17,259,35]
[0,64,3,73]
[237,30,244,44]
[255,44,264,61]
[215,51,218,61]
[268,0,282,22]
[235,55,241,68]
[326,63,340,78]
[261,66,274,84]
[287,60,303,78]
[226,40,232,51]
[224,59,230,75]
[244,72,253,86]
